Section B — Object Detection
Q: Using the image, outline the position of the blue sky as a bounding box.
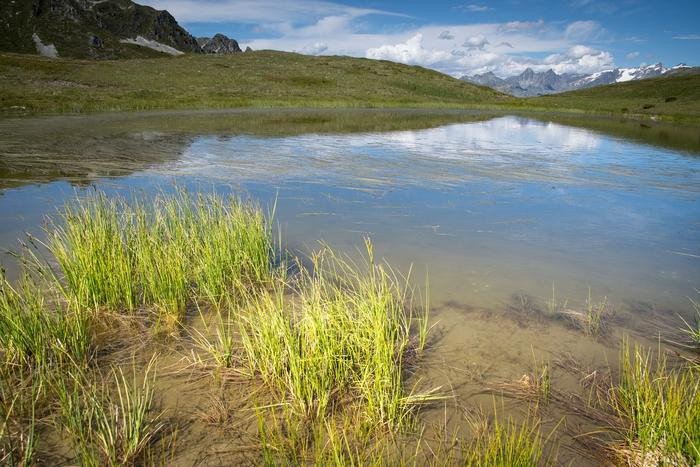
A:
[139,0,699,77]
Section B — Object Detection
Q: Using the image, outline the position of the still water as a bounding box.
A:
[1,110,698,322]
[3,109,699,462]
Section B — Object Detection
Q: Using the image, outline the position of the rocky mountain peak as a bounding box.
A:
[460,62,697,97]
[198,34,242,54]
[0,0,247,59]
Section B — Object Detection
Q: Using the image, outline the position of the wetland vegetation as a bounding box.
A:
[1,2,699,464]
[1,190,698,465]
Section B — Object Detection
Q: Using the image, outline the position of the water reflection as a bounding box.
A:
[0,110,698,322]
[165,116,699,194]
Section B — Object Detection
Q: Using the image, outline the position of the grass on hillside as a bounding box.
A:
[1,50,699,123]
[0,50,512,115]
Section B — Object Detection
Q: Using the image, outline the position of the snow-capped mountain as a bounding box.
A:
[461,63,694,97]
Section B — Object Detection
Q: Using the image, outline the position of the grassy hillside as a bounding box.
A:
[0,51,514,115]
[527,72,700,124]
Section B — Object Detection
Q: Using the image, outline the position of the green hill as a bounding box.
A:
[0,51,514,115]
[527,72,700,124]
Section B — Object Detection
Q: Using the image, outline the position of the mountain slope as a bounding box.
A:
[528,72,700,123]
[0,0,201,59]
[0,50,515,115]
[462,64,696,97]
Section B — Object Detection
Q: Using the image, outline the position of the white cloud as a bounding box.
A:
[301,42,329,55]
[626,51,639,60]
[565,20,606,41]
[137,0,405,24]
[365,34,450,65]
[543,45,613,74]
[673,34,700,40]
[463,35,489,50]
[500,19,544,32]
[463,4,490,12]
[139,0,620,79]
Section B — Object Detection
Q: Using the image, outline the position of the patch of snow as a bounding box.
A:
[120,36,184,56]
[617,68,636,82]
[32,33,58,58]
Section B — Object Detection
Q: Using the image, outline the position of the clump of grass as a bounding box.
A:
[679,292,700,349]
[44,190,273,325]
[0,365,38,466]
[563,289,615,336]
[0,270,92,371]
[190,299,238,370]
[611,340,700,465]
[494,361,552,407]
[55,357,163,466]
[239,239,437,430]
[545,282,568,317]
[48,194,138,313]
[462,413,546,467]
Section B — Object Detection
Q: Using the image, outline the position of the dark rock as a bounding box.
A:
[200,34,242,54]
[88,34,102,48]
[1,0,202,59]
[245,46,253,53]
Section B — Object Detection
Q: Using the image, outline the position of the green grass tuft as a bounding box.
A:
[613,340,700,465]
[55,358,163,466]
[462,414,545,467]
[44,190,273,326]
[239,239,437,429]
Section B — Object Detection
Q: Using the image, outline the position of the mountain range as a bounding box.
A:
[461,63,697,97]
[0,0,245,59]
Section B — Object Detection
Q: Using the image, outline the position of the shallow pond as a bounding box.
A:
[1,109,699,463]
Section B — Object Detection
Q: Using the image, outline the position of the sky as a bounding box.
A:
[139,0,700,78]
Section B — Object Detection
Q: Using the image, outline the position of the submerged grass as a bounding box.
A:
[462,414,546,467]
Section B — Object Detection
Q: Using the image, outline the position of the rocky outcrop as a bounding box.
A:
[0,0,201,59]
[198,34,242,54]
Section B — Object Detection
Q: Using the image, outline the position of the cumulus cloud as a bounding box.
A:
[543,45,613,74]
[152,0,619,79]
[625,51,639,60]
[366,34,450,65]
[463,35,489,50]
